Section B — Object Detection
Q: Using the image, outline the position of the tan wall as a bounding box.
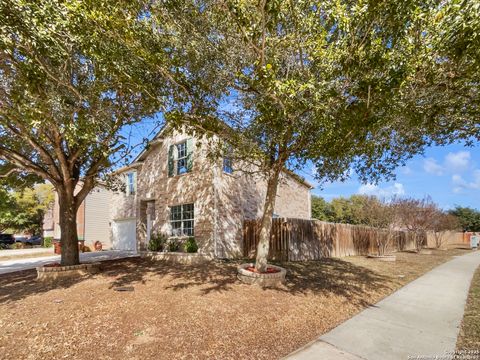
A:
[110,189,137,221]
[215,169,311,258]
[275,174,311,219]
[425,231,464,248]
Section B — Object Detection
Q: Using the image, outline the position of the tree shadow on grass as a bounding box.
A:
[0,257,393,307]
[108,257,394,306]
[0,258,139,304]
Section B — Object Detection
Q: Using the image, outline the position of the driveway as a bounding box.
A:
[0,250,138,275]
[285,251,480,360]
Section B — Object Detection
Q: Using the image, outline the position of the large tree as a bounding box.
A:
[449,206,480,232]
[0,183,54,235]
[166,0,480,271]
[0,0,194,265]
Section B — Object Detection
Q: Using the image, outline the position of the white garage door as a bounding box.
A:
[112,219,137,251]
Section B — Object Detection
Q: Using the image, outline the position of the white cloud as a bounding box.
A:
[400,166,413,175]
[445,151,471,172]
[358,182,405,199]
[423,158,444,176]
[452,169,480,193]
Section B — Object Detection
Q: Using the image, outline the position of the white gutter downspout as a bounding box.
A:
[213,162,219,258]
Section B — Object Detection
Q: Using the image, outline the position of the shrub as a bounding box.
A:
[43,236,53,248]
[11,242,24,249]
[167,238,180,252]
[184,237,198,253]
[148,233,167,252]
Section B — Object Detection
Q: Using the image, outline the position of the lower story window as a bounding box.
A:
[170,203,194,236]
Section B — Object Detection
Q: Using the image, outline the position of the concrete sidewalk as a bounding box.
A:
[285,251,480,360]
[0,247,54,258]
[0,250,138,275]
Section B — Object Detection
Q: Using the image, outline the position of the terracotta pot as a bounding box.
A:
[94,241,103,251]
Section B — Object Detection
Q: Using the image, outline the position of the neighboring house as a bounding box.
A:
[110,127,312,258]
[43,186,112,250]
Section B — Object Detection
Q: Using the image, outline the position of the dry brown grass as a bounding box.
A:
[0,246,471,360]
[457,264,480,351]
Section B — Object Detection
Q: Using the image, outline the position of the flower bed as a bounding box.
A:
[141,251,212,265]
[36,262,100,282]
[237,263,286,286]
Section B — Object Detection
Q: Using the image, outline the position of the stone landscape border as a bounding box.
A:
[237,263,287,286]
[141,251,212,265]
[36,262,101,282]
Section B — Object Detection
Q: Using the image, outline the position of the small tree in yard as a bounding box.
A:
[394,197,439,252]
[0,1,197,265]
[449,206,480,232]
[0,183,54,236]
[358,197,397,256]
[432,212,460,249]
[168,1,480,272]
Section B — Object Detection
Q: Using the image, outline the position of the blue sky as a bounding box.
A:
[301,142,480,210]
[125,116,479,210]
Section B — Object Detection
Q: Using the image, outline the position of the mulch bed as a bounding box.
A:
[0,247,470,360]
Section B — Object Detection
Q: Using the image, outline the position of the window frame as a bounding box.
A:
[169,203,194,237]
[223,156,233,174]
[176,141,188,175]
[126,171,136,196]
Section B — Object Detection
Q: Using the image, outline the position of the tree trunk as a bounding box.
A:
[58,189,80,266]
[255,168,281,272]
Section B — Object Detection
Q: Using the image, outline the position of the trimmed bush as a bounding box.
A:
[148,233,167,252]
[11,242,24,249]
[43,236,53,248]
[167,238,180,252]
[184,237,198,253]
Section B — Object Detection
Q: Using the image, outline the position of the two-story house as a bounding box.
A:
[110,127,312,258]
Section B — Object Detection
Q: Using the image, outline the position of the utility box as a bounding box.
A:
[471,235,479,249]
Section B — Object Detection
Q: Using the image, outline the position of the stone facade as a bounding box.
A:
[111,129,312,258]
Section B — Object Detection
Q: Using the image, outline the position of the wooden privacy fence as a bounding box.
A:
[243,218,431,261]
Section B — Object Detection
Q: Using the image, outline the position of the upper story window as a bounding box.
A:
[125,171,136,196]
[222,143,233,174]
[170,203,194,237]
[168,139,193,177]
[176,141,188,175]
[223,156,233,174]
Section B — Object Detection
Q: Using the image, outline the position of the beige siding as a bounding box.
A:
[84,187,112,249]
